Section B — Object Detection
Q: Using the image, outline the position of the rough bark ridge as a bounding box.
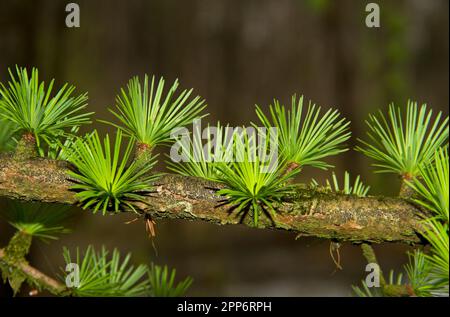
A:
[0,153,423,244]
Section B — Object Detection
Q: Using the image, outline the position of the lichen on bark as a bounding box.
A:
[13,133,37,161]
[0,155,425,244]
[1,231,33,294]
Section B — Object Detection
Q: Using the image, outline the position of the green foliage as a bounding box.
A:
[355,237,448,297]
[1,67,447,298]
[420,219,449,296]
[66,129,159,214]
[255,94,351,169]
[167,122,232,182]
[61,246,193,297]
[0,119,17,152]
[406,147,449,296]
[1,201,72,242]
[36,126,87,160]
[405,250,439,297]
[216,130,300,226]
[407,147,448,222]
[328,172,370,197]
[148,263,193,297]
[312,171,370,197]
[0,66,92,148]
[356,101,448,176]
[104,74,207,148]
[354,145,449,297]
[352,270,404,297]
[62,245,151,297]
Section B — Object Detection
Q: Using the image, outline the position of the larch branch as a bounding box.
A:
[0,248,66,295]
[0,154,424,244]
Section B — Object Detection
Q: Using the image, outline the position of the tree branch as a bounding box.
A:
[0,154,424,244]
[0,248,66,295]
[360,244,415,297]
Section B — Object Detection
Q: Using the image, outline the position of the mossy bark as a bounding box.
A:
[0,230,67,295]
[399,174,415,199]
[4,231,32,261]
[0,247,67,296]
[0,154,425,244]
[1,231,32,294]
[13,133,37,161]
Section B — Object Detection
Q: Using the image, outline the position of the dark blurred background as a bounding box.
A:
[0,0,448,296]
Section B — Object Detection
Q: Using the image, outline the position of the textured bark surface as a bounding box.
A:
[0,153,424,244]
[0,248,66,295]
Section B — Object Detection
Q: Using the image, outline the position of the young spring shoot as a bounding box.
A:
[147,263,193,297]
[0,119,16,152]
[61,245,151,297]
[0,66,92,150]
[407,147,449,222]
[2,201,72,242]
[216,130,300,226]
[356,101,448,178]
[66,129,159,214]
[167,122,233,182]
[352,269,405,297]
[406,147,449,296]
[311,171,370,198]
[420,218,449,296]
[37,126,88,160]
[104,74,207,153]
[255,94,351,170]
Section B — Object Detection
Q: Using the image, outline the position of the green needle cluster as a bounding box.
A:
[66,129,159,214]
[216,130,300,226]
[356,101,448,177]
[255,94,351,169]
[61,245,193,297]
[104,74,207,149]
[0,66,92,148]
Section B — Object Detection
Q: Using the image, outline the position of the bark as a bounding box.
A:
[0,248,66,295]
[0,153,424,244]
